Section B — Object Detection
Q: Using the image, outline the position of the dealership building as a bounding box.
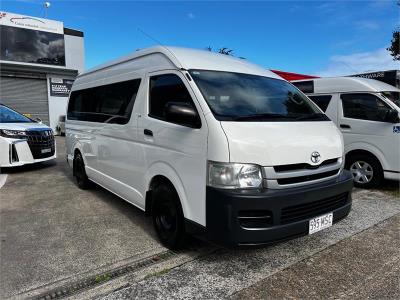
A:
[0,11,84,131]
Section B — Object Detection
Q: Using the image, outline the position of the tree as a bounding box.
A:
[387,31,400,61]
[387,1,400,61]
[206,46,234,56]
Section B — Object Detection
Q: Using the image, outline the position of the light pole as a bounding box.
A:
[44,2,50,18]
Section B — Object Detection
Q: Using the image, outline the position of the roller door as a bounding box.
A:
[0,76,49,125]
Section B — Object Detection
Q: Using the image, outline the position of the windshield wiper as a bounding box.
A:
[294,113,328,121]
[229,113,294,121]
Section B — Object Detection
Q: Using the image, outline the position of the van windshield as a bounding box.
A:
[189,70,328,122]
[381,91,400,108]
[0,105,33,123]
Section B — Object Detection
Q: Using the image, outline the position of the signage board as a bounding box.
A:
[50,78,74,97]
[0,11,63,34]
[351,70,398,87]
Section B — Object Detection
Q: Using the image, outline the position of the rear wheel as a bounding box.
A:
[151,183,185,249]
[73,152,91,189]
[345,154,383,188]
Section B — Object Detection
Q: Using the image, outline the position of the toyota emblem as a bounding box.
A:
[311,151,321,164]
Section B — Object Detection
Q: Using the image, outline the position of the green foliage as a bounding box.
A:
[387,31,400,61]
[95,273,111,283]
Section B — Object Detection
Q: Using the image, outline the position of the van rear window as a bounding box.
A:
[67,79,141,124]
[309,95,332,112]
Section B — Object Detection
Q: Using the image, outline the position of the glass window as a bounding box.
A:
[149,74,196,120]
[381,91,400,108]
[0,104,33,123]
[67,79,141,124]
[292,80,314,94]
[190,70,327,122]
[341,93,393,122]
[1,25,65,66]
[309,95,332,112]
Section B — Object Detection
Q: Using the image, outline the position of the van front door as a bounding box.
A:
[339,93,400,183]
[137,71,208,226]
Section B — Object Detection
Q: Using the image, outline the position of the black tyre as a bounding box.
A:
[345,154,383,188]
[151,183,185,249]
[73,152,91,189]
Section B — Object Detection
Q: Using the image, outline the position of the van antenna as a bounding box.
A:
[137,28,184,69]
[137,28,164,46]
[338,61,359,75]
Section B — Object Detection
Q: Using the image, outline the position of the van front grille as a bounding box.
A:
[280,192,349,224]
[263,157,342,189]
[274,158,338,172]
[277,169,340,185]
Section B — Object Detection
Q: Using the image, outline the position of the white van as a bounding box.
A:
[66,46,353,248]
[0,104,56,167]
[293,77,400,188]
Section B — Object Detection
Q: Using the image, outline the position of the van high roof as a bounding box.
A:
[293,77,399,94]
[78,46,281,80]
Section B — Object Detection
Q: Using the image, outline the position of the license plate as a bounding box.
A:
[41,148,51,154]
[309,213,333,235]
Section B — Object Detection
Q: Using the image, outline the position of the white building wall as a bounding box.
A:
[64,34,85,73]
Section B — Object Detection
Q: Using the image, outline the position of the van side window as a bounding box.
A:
[341,93,392,122]
[149,74,197,121]
[67,79,141,124]
[309,95,332,112]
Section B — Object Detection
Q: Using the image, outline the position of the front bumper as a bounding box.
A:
[0,138,56,167]
[205,170,353,248]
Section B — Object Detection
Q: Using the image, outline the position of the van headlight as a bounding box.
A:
[0,129,27,138]
[207,161,263,189]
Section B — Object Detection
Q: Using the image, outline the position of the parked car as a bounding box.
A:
[0,103,56,167]
[66,46,353,249]
[56,115,66,136]
[293,77,400,188]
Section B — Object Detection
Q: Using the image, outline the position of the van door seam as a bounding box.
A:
[219,121,231,162]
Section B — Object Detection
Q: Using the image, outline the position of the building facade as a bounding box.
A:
[0,11,84,131]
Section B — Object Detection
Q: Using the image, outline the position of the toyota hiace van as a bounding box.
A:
[66,46,353,248]
[293,77,400,188]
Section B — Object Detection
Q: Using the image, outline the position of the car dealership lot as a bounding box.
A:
[0,137,399,299]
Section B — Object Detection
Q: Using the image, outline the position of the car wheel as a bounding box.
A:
[73,152,91,189]
[345,154,383,188]
[151,183,185,249]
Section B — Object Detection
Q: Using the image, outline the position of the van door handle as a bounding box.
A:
[340,124,351,129]
[144,129,153,136]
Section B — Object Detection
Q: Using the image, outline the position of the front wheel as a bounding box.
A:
[345,154,383,188]
[73,152,92,190]
[151,183,185,249]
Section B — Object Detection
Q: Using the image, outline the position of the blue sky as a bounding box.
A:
[2,0,399,75]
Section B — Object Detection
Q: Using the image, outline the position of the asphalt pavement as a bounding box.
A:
[0,137,399,300]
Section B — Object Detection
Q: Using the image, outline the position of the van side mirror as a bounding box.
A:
[165,102,201,128]
[35,117,42,123]
[385,109,400,123]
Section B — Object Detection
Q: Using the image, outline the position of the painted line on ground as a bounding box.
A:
[0,174,7,189]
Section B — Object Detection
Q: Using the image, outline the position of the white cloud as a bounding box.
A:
[354,20,380,30]
[187,13,195,19]
[316,47,399,77]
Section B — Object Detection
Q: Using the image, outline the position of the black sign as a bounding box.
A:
[350,70,398,87]
[50,78,74,97]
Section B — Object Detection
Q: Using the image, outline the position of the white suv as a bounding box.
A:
[0,104,56,167]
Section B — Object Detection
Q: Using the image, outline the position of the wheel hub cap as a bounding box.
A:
[350,161,373,184]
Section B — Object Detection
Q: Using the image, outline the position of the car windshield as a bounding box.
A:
[0,105,33,123]
[381,91,400,108]
[189,70,328,122]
